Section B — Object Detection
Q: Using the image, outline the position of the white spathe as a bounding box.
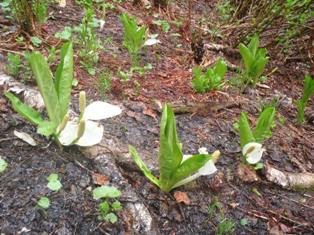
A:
[58,101,121,146]
[172,147,218,189]
[242,142,265,164]
[83,101,122,120]
[144,38,161,46]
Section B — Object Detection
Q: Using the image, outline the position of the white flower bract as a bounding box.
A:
[172,147,218,189]
[242,142,265,164]
[57,101,121,146]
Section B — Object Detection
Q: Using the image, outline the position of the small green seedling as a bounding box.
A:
[120,13,147,66]
[152,19,170,33]
[216,218,235,235]
[296,75,314,124]
[236,106,276,166]
[92,186,122,223]
[192,59,227,93]
[238,34,269,88]
[47,173,62,192]
[37,196,50,209]
[55,26,73,41]
[6,53,21,76]
[31,36,42,47]
[129,104,220,192]
[0,157,8,173]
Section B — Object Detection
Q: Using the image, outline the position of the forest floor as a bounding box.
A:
[0,0,314,234]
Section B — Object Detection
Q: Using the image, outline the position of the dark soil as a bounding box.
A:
[1,0,314,234]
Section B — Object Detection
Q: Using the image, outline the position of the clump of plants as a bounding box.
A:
[238,34,269,88]
[192,59,227,93]
[5,42,121,147]
[129,104,220,192]
[75,0,102,75]
[296,75,314,124]
[92,186,123,223]
[11,0,50,34]
[235,106,276,169]
[120,13,147,67]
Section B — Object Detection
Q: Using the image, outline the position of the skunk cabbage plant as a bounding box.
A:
[129,104,220,192]
[237,106,275,165]
[5,42,121,146]
[239,34,269,87]
[58,91,121,146]
[296,75,314,124]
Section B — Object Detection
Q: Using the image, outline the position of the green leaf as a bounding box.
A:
[172,154,211,187]
[0,158,8,173]
[248,34,259,56]
[92,186,121,200]
[55,27,72,40]
[31,36,42,47]
[99,201,110,215]
[47,173,62,191]
[239,112,255,147]
[239,44,253,72]
[37,121,57,137]
[4,92,44,125]
[55,42,73,119]
[37,197,50,209]
[29,52,61,126]
[296,75,314,124]
[112,201,122,211]
[128,145,160,187]
[159,104,183,192]
[104,212,118,223]
[253,107,276,142]
[214,59,227,78]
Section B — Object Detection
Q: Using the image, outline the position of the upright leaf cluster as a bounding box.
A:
[238,34,268,87]
[296,75,314,124]
[238,106,276,147]
[192,59,227,93]
[119,13,146,66]
[129,104,215,192]
[5,42,73,137]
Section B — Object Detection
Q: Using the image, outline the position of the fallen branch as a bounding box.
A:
[265,163,314,191]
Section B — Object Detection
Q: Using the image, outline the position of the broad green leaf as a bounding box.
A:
[4,92,44,125]
[37,197,50,209]
[159,104,183,192]
[37,121,57,137]
[55,42,73,119]
[253,107,276,142]
[301,75,314,103]
[128,145,160,187]
[92,186,121,200]
[239,44,253,72]
[253,57,268,79]
[214,59,227,78]
[29,52,61,125]
[248,34,259,56]
[239,112,255,147]
[172,154,211,187]
[297,75,314,124]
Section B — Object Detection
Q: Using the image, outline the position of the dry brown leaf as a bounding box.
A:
[173,191,191,205]
[92,173,109,185]
[237,164,259,183]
